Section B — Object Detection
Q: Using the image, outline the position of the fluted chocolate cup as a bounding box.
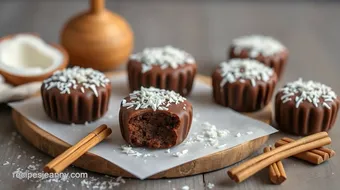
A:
[212,69,277,112]
[127,60,197,96]
[41,83,111,124]
[229,47,288,80]
[275,92,340,136]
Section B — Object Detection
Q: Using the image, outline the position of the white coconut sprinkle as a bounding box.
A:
[165,149,171,153]
[172,149,188,157]
[232,35,286,57]
[219,59,274,87]
[279,78,337,109]
[183,122,230,148]
[2,161,9,166]
[43,67,110,97]
[121,87,186,111]
[121,145,143,157]
[181,185,190,190]
[130,46,195,73]
[235,133,241,137]
[207,182,215,189]
[246,131,253,135]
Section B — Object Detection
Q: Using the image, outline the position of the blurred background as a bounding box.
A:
[0,0,339,87]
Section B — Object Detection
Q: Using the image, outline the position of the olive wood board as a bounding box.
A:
[12,72,272,179]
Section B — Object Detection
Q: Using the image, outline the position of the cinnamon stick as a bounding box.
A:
[44,124,111,173]
[228,132,331,183]
[275,140,323,164]
[281,137,335,160]
[228,132,328,179]
[264,147,286,184]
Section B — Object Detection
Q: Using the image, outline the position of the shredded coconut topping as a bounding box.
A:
[172,149,188,157]
[279,78,337,109]
[183,121,230,147]
[130,46,195,73]
[121,87,186,111]
[232,35,286,57]
[219,59,274,87]
[43,67,110,96]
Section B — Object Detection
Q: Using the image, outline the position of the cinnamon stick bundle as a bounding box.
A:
[275,137,336,165]
[44,124,112,173]
[228,132,331,183]
[264,147,286,184]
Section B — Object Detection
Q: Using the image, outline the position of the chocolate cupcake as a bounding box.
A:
[119,87,193,148]
[229,35,288,79]
[275,79,340,135]
[212,59,277,112]
[128,46,197,96]
[41,67,111,124]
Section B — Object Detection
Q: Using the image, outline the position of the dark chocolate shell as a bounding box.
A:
[127,60,197,96]
[119,98,193,149]
[41,84,111,124]
[229,46,288,80]
[275,92,340,135]
[212,69,277,112]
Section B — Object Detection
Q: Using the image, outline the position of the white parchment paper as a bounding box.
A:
[9,75,277,179]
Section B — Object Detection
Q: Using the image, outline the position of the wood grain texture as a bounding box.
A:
[11,73,271,179]
[1,1,340,190]
[60,0,134,71]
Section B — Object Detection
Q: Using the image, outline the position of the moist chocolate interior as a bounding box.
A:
[128,111,180,148]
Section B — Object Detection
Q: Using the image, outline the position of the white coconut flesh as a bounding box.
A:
[0,34,63,76]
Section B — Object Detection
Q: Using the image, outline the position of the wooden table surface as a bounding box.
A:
[1,1,340,190]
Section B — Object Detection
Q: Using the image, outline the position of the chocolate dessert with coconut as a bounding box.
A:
[119,87,193,149]
[127,46,197,96]
[229,35,288,79]
[275,79,339,135]
[41,67,111,124]
[212,59,277,112]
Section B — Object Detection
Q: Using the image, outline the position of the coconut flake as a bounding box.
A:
[207,182,215,189]
[172,149,189,157]
[279,78,337,109]
[43,67,110,97]
[219,59,274,87]
[121,87,186,111]
[130,46,195,73]
[232,35,286,57]
[183,121,230,148]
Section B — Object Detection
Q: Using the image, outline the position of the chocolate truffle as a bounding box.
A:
[119,87,193,149]
[275,79,340,135]
[127,46,197,96]
[41,67,111,124]
[229,35,288,79]
[212,59,277,112]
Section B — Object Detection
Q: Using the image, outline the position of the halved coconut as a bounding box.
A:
[0,34,68,86]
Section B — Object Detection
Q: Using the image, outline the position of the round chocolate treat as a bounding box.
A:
[41,67,111,124]
[127,46,197,96]
[229,35,288,79]
[212,59,277,112]
[275,79,340,135]
[119,87,193,148]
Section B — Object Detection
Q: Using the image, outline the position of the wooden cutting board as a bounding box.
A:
[12,72,272,179]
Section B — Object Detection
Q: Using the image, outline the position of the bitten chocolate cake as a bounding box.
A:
[229,35,288,79]
[127,46,197,96]
[212,59,277,112]
[275,79,340,135]
[41,67,111,124]
[119,87,193,148]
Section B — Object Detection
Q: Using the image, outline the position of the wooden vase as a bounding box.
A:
[60,0,133,71]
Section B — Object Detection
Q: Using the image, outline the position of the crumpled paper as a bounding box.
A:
[0,75,41,103]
